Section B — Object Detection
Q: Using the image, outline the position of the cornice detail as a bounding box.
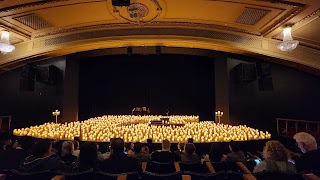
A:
[33,21,261,38]
[255,0,306,7]
[263,7,304,36]
[0,0,71,13]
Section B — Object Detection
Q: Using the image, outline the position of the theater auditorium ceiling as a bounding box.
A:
[0,0,320,74]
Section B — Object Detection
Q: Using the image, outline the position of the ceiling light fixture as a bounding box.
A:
[277,27,299,52]
[0,31,15,54]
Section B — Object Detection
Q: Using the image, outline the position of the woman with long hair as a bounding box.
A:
[253,140,296,173]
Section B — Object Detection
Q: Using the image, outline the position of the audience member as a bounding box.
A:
[293,132,320,172]
[73,140,80,158]
[129,142,151,163]
[125,142,134,155]
[61,141,77,166]
[151,139,175,162]
[142,146,150,155]
[0,133,12,151]
[101,138,140,173]
[181,143,200,164]
[222,141,245,162]
[19,139,67,172]
[253,140,295,173]
[174,142,185,157]
[75,142,99,171]
[204,142,224,162]
[0,136,34,170]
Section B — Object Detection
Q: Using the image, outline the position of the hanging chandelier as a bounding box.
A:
[0,31,15,54]
[277,27,299,52]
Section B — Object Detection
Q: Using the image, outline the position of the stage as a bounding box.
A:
[13,115,271,143]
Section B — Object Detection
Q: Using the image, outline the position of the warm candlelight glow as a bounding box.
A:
[13,115,271,142]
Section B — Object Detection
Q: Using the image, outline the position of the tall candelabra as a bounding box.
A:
[52,110,60,124]
[215,111,223,124]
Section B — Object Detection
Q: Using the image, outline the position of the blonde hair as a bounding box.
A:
[61,141,74,157]
[293,132,317,148]
[263,140,290,161]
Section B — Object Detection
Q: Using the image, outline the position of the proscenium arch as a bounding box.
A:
[1,27,320,74]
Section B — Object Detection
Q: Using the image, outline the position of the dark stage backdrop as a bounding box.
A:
[78,54,215,121]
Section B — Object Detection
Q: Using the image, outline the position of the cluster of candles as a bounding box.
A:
[13,115,271,142]
[13,122,80,140]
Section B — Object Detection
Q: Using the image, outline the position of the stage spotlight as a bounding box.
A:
[127,47,133,56]
[156,46,161,55]
[112,0,130,6]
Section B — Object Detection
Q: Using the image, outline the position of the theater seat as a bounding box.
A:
[146,161,177,174]
[57,169,94,180]
[179,162,209,173]
[184,171,226,180]
[96,171,139,180]
[141,171,182,180]
[253,171,304,180]
[11,169,54,180]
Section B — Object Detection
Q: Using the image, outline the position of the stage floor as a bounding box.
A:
[13,115,271,143]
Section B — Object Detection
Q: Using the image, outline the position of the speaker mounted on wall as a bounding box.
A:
[21,64,37,79]
[233,63,257,83]
[257,62,271,78]
[36,65,60,85]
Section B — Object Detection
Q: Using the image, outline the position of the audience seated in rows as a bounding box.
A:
[100,138,140,173]
[141,146,150,155]
[73,140,80,158]
[128,142,151,163]
[73,142,98,172]
[174,142,185,157]
[206,142,224,162]
[293,132,320,172]
[60,141,77,166]
[0,136,34,170]
[19,139,67,172]
[222,141,245,162]
[180,143,200,164]
[253,140,296,173]
[151,139,178,162]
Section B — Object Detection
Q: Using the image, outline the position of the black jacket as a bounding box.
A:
[19,153,67,172]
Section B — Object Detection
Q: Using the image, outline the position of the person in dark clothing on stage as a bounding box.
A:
[101,138,140,173]
[293,132,320,172]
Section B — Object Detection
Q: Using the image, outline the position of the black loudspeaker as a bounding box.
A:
[257,62,271,78]
[233,63,257,82]
[19,78,35,91]
[112,0,130,6]
[21,65,37,79]
[36,65,60,85]
[258,77,273,91]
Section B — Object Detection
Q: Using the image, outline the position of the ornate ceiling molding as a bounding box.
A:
[273,8,320,40]
[255,0,306,7]
[0,0,71,13]
[262,7,304,36]
[33,21,261,38]
[293,8,320,25]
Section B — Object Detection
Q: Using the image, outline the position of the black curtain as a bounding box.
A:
[79,54,215,121]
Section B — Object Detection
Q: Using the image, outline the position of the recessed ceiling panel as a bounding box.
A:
[35,2,117,27]
[14,14,53,30]
[236,7,270,25]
